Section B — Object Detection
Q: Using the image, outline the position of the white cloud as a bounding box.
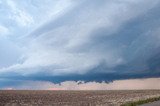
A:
[7,0,34,27]
[0,0,159,76]
[0,25,9,36]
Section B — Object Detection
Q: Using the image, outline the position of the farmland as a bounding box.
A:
[0,90,160,106]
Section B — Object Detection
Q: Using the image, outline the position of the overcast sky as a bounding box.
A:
[0,0,160,89]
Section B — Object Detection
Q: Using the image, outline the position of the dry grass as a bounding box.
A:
[121,96,160,106]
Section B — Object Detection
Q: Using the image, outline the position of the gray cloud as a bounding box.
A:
[0,0,160,82]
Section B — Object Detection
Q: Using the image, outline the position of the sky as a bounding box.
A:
[0,0,160,89]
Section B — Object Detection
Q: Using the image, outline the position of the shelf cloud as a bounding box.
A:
[0,0,160,87]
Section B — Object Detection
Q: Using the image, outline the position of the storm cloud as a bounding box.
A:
[0,0,160,85]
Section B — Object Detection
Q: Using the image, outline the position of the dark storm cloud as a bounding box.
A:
[0,0,160,84]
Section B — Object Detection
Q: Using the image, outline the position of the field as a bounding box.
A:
[0,90,160,106]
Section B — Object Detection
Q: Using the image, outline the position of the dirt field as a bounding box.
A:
[0,90,160,106]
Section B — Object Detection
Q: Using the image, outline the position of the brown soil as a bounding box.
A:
[0,90,160,106]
